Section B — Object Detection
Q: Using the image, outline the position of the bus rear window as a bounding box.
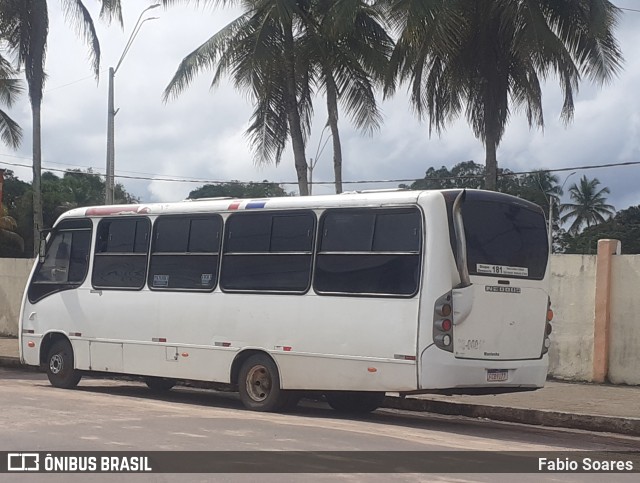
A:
[462,200,548,280]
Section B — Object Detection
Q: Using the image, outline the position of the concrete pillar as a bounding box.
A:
[592,239,621,383]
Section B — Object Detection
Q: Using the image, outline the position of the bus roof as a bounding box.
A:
[56,189,534,222]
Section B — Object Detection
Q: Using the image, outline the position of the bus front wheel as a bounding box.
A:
[325,391,385,413]
[46,339,82,389]
[238,354,290,412]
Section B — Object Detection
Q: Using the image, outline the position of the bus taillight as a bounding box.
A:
[433,292,454,352]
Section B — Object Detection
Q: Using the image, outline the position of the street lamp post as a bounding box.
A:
[105,4,160,205]
[548,171,576,254]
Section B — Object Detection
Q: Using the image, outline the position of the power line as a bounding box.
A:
[1,158,639,186]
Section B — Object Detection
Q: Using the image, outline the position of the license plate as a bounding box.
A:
[487,369,508,382]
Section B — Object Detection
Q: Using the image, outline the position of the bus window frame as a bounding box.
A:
[91,216,152,291]
[220,209,317,295]
[28,218,94,304]
[313,206,423,298]
[147,213,223,292]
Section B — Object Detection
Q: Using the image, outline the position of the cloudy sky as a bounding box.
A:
[1,0,639,211]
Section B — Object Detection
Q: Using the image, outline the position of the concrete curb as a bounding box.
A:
[382,395,640,437]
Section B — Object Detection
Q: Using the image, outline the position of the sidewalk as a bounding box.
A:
[1,336,639,436]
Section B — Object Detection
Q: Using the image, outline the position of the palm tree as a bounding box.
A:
[0,0,122,255]
[163,0,313,195]
[561,175,615,234]
[384,0,623,191]
[0,51,23,149]
[301,0,392,193]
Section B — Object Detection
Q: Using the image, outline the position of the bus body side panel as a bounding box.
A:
[58,288,419,391]
[274,354,416,391]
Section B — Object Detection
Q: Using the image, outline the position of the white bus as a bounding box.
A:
[19,189,552,412]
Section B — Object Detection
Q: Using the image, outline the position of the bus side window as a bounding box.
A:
[92,218,151,290]
[28,219,93,303]
[314,208,422,297]
[221,211,316,293]
[148,215,222,291]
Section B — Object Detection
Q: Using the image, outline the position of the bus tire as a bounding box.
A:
[324,391,385,413]
[46,339,82,389]
[144,377,176,393]
[238,354,289,412]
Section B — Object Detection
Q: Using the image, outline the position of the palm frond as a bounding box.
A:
[60,0,100,78]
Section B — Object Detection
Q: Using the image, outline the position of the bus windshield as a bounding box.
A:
[445,191,548,280]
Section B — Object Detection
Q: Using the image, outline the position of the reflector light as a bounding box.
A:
[181,352,189,357]
[394,354,417,361]
[367,367,377,373]
[439,304,452,317]
[27,341,35,348]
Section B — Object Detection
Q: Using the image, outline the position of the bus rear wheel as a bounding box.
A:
[144,377,176,393]
[238,354,291,412]
[325,391,385,413]
[46,339,82,389]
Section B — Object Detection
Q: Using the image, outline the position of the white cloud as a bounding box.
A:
[1,0,639,212]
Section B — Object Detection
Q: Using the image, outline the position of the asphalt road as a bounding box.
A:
[0,367,638,482]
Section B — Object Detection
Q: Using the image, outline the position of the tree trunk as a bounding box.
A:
[282,18,309,196]
[325,71,343,194]
[484,131,498,191]
[32,100,43,256]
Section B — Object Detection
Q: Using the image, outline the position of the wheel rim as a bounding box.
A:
[50,353,64,374]
[245,364,272,402]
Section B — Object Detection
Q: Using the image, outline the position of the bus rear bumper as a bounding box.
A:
[419,345,548,391]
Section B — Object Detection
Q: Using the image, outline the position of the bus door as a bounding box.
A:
[445,192,550,362]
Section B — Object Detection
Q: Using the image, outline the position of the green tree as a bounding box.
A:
[3,169,138,257]
[560,175,615,234]
[385,0,623,191]
[0,50,23,148]
[163,0,313,195]
[188,180,287,199]
[564,205,640,254]
[302,0,392,193]
[0,0,123,255]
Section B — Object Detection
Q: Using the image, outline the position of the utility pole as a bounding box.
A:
[105,4,160,205]
[0,168,5,213]
[105,67,116,204]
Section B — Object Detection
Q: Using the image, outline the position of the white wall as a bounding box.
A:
[0,258,34,336]
[609,256,640,385]
[547,255,597,382]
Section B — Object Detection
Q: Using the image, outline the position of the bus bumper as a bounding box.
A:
[419,345,548,390]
